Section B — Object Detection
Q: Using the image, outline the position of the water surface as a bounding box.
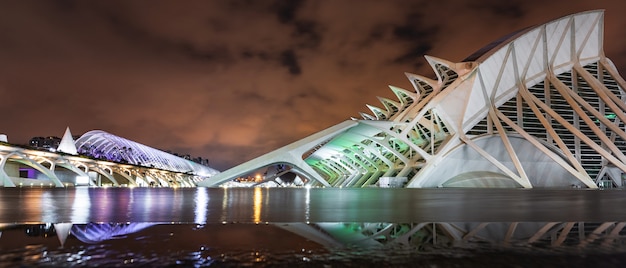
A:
[1,187,625,267]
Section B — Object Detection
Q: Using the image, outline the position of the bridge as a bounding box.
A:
[0,128,219,188]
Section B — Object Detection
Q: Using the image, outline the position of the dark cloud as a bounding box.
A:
[468,1,526,19]
[51,0,78,11]
[273,0,305,24]
[288,89,334,106]
[391,12,438,68]
[292,20,323,49]
[393,43,432,69]
[196,142,268,172]
[241,50,270,61]
[280,49,302,75]
[99,6,232,62]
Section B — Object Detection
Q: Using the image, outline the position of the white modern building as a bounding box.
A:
[75,130,218,178]
[199,10,626,189]
[1,128,219,187]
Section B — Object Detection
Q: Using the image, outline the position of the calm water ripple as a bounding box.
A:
[1,187,625,223]
[1,187,626,267]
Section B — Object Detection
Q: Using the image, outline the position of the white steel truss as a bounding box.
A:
[199,10,626,189]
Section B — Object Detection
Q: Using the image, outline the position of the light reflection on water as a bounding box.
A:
[2,221,626,267]
[4,187,626,223]
[194,186,208,224]
[253,187,262,223]
[1,187,626,266]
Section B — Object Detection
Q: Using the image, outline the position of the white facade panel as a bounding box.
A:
[461,74,490,132]
[526,38,546,80]
[478,50,504,92]
[553,24,573,68]
[578,21,601,60]
[545,18,570,65]
[573,13,596,51]
[513,30,539,77]
[494,49,518,102]
[436,75,477,130]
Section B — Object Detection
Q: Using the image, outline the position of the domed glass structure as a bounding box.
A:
[75,130,218,177]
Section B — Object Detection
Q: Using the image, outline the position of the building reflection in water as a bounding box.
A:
[3,221,626,250]
[3,221,626,266]
[71,223,158,244]
[5,187,626,266]
[276,221,626,250]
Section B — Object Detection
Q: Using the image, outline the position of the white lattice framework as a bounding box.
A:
[75,130,219,178]
[278,221,626,249]
[199,10,626,189]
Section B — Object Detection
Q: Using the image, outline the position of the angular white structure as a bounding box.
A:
[199,10,626,189]
[57,127,78,155]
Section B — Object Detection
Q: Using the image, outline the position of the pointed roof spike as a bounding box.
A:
[422,56,478,78]
[359,112,377,120]
[404,72,437,95]
[424,55,462,90]
[424,55,460,83]
[424,55,456,70]
[388,85,417,105]
[424,55,445,82]
[366,104,388,120]
[404,72,438,86]
[388,85,411,94]
[57,127,78,155]
[377,96,401,112]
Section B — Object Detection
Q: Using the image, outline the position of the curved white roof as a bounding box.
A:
[75,130,219,177]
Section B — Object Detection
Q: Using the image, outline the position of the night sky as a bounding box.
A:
[1,1,625,171]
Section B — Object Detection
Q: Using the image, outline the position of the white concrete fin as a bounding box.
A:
[377,96,401,115]
[404,72,435,97]
[424,55,452,83]
[57,127,78,155]
[388,85,416,107]
[424,55,443,83]
[366,104,388,120]
[359,112,377,120]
